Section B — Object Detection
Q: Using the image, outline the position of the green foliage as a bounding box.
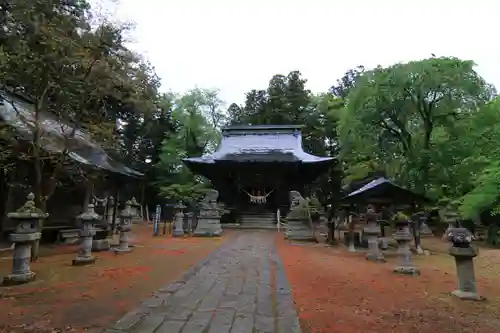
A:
[0,0,160,207]
[155,88,225,203]
[392,211,410,221]
[340,57,494,194]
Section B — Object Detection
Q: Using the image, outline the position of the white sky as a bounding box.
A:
[110,0,500,105]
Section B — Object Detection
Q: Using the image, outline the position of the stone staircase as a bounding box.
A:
[238,210,277,230]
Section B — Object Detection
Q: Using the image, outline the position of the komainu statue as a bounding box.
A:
[284,190,315,241]
[194,189,223,237]
[200,189,219,211]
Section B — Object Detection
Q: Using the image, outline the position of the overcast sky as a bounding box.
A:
[112,0,500,105]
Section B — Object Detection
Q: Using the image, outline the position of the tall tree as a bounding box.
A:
[340,57,495,193]
[155,89,225,203]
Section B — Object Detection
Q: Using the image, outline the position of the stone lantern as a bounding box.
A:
[129,197,142,224]
[364,205,385,262]
[194,190,223,237]
[3,193,47,285]
[114,201,133,253]
[393,214,420,275]
[446,227,484,300]
[443,210,461,229]
[172,202,186,237]
[73,203,99,266]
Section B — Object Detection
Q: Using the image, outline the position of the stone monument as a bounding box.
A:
[446,227,484,300]
[3,193,47,285]
[364,205,385,262]
[172,202,186,237]
[73,204,99,265]
[393,214,420,275]
[284,191,315,241]
[114,201,133,253]
[346,214,357,252]
[194,190,223,237]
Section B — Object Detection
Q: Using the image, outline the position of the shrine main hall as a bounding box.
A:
[183,125,334,228]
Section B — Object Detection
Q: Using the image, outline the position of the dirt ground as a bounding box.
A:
[0,224,226,333]
[276,234,500,333]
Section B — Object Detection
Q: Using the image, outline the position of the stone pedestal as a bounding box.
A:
[114,201,133,253]
[393,219,420,275]
[172,203,186,237]
[284,217,315,241]
[3,193,47,285]
[446,228,484,301]
[364,210,385,262]
[194,215,222,237]
[194,190,223,237]
[92,239,110,252]
[73,204,99,265]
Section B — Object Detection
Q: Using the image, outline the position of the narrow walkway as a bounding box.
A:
[105,231,302,333]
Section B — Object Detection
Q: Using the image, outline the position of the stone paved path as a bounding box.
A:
[105,231,301,333]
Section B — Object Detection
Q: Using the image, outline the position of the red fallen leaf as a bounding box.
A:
[275,234,500,333]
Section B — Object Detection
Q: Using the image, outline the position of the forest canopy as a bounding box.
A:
[1,0,499,229]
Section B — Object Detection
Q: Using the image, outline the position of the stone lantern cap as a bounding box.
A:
[446,227,475,246]
[120,200,135,217]
[7,193,48,220]
[174,202,187,209]
[77,203,101,222]
[130,197,141,207]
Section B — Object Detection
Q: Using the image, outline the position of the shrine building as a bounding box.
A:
[183,125,334,228]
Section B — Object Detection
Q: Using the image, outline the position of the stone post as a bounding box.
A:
[347,215,356,252]
[393,217,420,275]
[194,190,223,237]
[107,196,115,226]
[364,206,385,262]
[172,202,186,237]
[3,193,47,285]
[114,201,133,253]
[446,227,484,301]
[73,204,99,266]
[186,212,194,235]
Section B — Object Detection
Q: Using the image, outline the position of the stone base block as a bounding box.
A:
[172,230,185,237]
[284,230,315,241]
[193,230,222,237]
[92,239,110,252]
[194,218,222,237]
[284,220,315,241]
[72,256,96,266]
[451,290,485,301]
[113,247,131,254]
[347,243,356,252]
[3,271,36,285]
[366,252,386,263]
[393,265,420,275]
